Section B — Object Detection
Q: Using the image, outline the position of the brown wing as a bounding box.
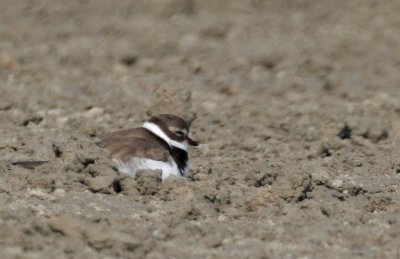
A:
[99,128,150,144]
[99,128,169,163]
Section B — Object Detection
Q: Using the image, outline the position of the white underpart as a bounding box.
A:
[113,157,181,180]
[113,122,190,179]
[142,122,188,151]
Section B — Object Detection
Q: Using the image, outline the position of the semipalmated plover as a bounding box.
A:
[99,114,198,179]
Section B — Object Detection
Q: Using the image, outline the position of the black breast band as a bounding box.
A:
[145,128,189,176]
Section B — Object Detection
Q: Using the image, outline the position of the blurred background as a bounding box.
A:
[1,1,400,258]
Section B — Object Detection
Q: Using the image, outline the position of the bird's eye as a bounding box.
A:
[175,130,185,137]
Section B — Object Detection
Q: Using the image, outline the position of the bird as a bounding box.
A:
[11,114,199,180]
[98,114,198,179]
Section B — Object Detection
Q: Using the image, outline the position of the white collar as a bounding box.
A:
[142,122,188,151]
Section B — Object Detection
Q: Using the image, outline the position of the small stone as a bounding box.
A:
[217,214,227,222]
[84,107,104,118]
[331,179,343,189]
[53,188,66,197]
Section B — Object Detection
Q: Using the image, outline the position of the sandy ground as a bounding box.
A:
[1,0,400,258]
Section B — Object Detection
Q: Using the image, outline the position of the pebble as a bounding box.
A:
[217,215,227,222]
[84,107,104,117]
[53,188,66,197]
[331,179,343,189]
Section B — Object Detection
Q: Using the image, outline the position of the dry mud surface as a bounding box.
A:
[1,1,400,258]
